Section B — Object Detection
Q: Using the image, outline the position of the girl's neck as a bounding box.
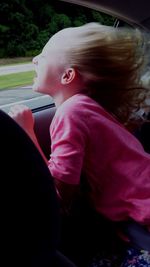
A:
[53,93,70,108]
[53,87,82,108]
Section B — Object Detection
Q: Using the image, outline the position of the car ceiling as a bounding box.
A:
[60,0,150,30]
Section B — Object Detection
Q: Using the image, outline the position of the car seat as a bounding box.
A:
[0,109,77,267]
[134,113,150,153]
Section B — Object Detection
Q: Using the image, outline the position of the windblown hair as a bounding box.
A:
[67,23,150,130]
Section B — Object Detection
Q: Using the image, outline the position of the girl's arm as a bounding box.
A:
[8,104,48,164]
[54,178,80,214]
[8,104,80,213]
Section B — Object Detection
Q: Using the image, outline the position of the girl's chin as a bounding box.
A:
[33,76,38,84]
[32,83,40,92]
[32,78,40,92]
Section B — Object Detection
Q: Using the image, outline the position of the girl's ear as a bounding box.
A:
[61,68,76,84]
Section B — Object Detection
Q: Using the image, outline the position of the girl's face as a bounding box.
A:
[32,33,67,96]
[32,25,86,96]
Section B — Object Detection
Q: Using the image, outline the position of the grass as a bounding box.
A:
[0,71,35,90]
[0,57,32,65]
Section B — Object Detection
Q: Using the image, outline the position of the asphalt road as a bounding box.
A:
[0,86,41,106]
[0,63,41,108]
[0,63,34,75]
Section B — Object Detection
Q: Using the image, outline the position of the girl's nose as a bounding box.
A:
[32,56,38,65]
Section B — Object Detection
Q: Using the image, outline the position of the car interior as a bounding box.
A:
[1,0,150,266]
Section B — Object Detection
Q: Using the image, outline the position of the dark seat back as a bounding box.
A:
[134,120,150,153]
[0,110,77,267]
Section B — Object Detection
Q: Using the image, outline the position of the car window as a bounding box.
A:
[0,0,117,112]
[1,0,149,113]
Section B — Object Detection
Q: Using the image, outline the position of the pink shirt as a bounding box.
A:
[48,94,150,225]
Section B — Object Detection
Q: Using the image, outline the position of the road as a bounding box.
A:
[0,86,41,105]
[0,86,52,113]
[0,63,34,75]
[0,63,43,109]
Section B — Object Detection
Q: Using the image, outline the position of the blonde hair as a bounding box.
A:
[67,23,150,130]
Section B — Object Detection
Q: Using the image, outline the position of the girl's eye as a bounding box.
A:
[41,54,45,58]
[38,54,45,61]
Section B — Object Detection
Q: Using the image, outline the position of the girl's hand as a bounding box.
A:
[8,104,48,163]
[8,104,34,135]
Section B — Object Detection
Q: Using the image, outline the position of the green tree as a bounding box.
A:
[73,13,87,27]
[0,0,116,58]
[92,10,115,25]
[48,13,72,34]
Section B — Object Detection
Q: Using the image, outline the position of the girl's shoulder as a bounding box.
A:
[55,93,121,127]
[57,93,101,114]
[52,93,99,130]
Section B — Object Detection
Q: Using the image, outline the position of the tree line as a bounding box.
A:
[0,0,115,58]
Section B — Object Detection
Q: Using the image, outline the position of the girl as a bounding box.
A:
[9,23,150,266]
